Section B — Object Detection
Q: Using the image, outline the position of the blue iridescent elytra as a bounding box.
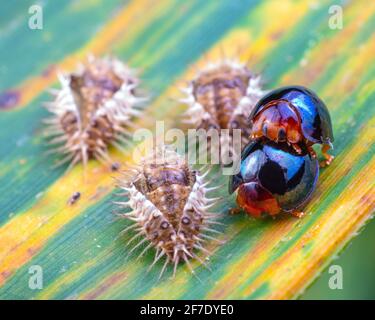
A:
[229,140,319,218]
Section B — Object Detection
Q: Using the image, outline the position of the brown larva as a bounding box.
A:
[180,59,265,162]
[115,147,222,279]
[44,55,145,170]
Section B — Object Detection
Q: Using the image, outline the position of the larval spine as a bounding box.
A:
[44,55,145,170]
[116,147,222,279]
[181,59,265,163]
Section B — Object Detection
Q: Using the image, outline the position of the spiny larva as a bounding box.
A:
[115,147,222,279]
[44,55,145,170]
[180,58,265,162]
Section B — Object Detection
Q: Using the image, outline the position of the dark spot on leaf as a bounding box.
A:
[0,90,20,110]
[68,192,81,205]
[111,162,120,171]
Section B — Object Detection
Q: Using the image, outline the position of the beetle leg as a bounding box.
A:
[291,211,305,218]
[320,143,334,167]
[291,143,302,154]
[306,144,317,158]
[251,116,265,139]
[250,131,262,140]
[229,207,242,215]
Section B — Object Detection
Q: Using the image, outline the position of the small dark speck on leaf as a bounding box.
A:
[0,90,20,110]
[111,162,120,171]
[68,192,81,205]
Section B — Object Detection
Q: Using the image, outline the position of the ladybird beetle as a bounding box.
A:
[249,85,334,167]
[229,140,319,218]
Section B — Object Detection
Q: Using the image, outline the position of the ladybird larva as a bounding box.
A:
[44,55,145,170]
[180,59,265,162]
[115,147,222,279]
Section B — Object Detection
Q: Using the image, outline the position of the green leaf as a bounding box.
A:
[0,0,374,299]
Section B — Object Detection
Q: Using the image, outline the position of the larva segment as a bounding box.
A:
[116,148,221,279]
[181,59,265,161]
[44,55,145,170]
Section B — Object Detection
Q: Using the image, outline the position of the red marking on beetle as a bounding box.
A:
[237,182,281,218]
[0,90,20,110]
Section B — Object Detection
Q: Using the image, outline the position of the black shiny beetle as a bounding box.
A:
[229,140,319,218]
[230,85,333,218]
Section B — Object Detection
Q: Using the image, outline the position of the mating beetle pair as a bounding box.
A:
[230,85,334,218]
